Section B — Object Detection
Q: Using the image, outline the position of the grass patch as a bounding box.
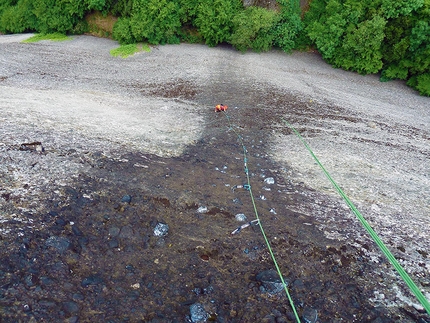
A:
[110,43,150,58]
[22,33,71,43]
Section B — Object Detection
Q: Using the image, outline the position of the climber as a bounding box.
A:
[215,104,228,112]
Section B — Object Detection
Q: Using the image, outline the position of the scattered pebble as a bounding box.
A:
[256,269,288,295]
[153,222,169,237]
[232,198,242,205]
[302,306,318,323]
[121,195,132,203]
[131,283,140,290]
[235,213,247,222]
[264,177,275,185]
[189,303,209,323]
[197,206,208,213]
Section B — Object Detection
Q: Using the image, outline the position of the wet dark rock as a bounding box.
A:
[262,314,276,323]
[302,306,318,323]
[256,269,288,295]
[125,264,135,272]
[40,276,54,286]
[45,236,71,253]
[64,187,79,199]
[292,279,305,289]
[76,196,91,207]
[119,225,135,239]
[38,300,56,308]
[63,301,79,314]
[78,236,89,247]
[81,274,103,287]
[19,242,29,255]
[275,317,288,323]
[23,303,31,312]
[24,273,37,287]
[127,290,140,301]
[350,295,361,309]
[72,293,84,301]
[108,239,119,249]
[49,261,70,276]
[121,195,132,203]
[48,210,59,217]
[55,218,67,227]
[189,303,208,322]
[108,226,120,237]
[417,319,430,323]
[72,225,83,236]
[68,316,79,323]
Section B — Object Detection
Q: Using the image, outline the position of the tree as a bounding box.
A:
[130,0,182,44]
[0,0,37,33]
[193,0,241,47]
[334,15,386,74]
[230,7,278,52]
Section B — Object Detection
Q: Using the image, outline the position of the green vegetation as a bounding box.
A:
[110,43,150,58]
[1,0,429,95]
[304,0,430,95]
[22,33,71,43]
[230,7,278,52]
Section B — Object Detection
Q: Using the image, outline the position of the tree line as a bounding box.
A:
[1,0,429,96]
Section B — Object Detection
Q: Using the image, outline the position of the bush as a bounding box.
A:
[0,0,37,33]
[304,0,430,95]
[130,0,182,44]
[178,0,199,24]
[32,0,87,34]
[112,16,135,44]
[230,7,278,52]
[272,0,303,53]
[407,73,430,96]
[194,0,242,47]
[334,15,386,74]
[111,0,133,17]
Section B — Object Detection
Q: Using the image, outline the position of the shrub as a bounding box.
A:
[272,0,303,53]
[130,0,182,44]
[112,16,135,44]
[194,0,242,47]
[334,15,386,74]
[230,7,278,52]
[407,73,430,96]
[111,0,133,17]
[32,0,87,34]
[0,0,37,33]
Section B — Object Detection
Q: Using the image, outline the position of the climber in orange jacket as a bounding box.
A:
[215,104,228,112]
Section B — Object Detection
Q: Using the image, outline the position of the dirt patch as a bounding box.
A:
[85,11,118,38]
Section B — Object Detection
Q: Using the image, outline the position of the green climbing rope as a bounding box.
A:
[281,118,430,315]
[222,112,302,323]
